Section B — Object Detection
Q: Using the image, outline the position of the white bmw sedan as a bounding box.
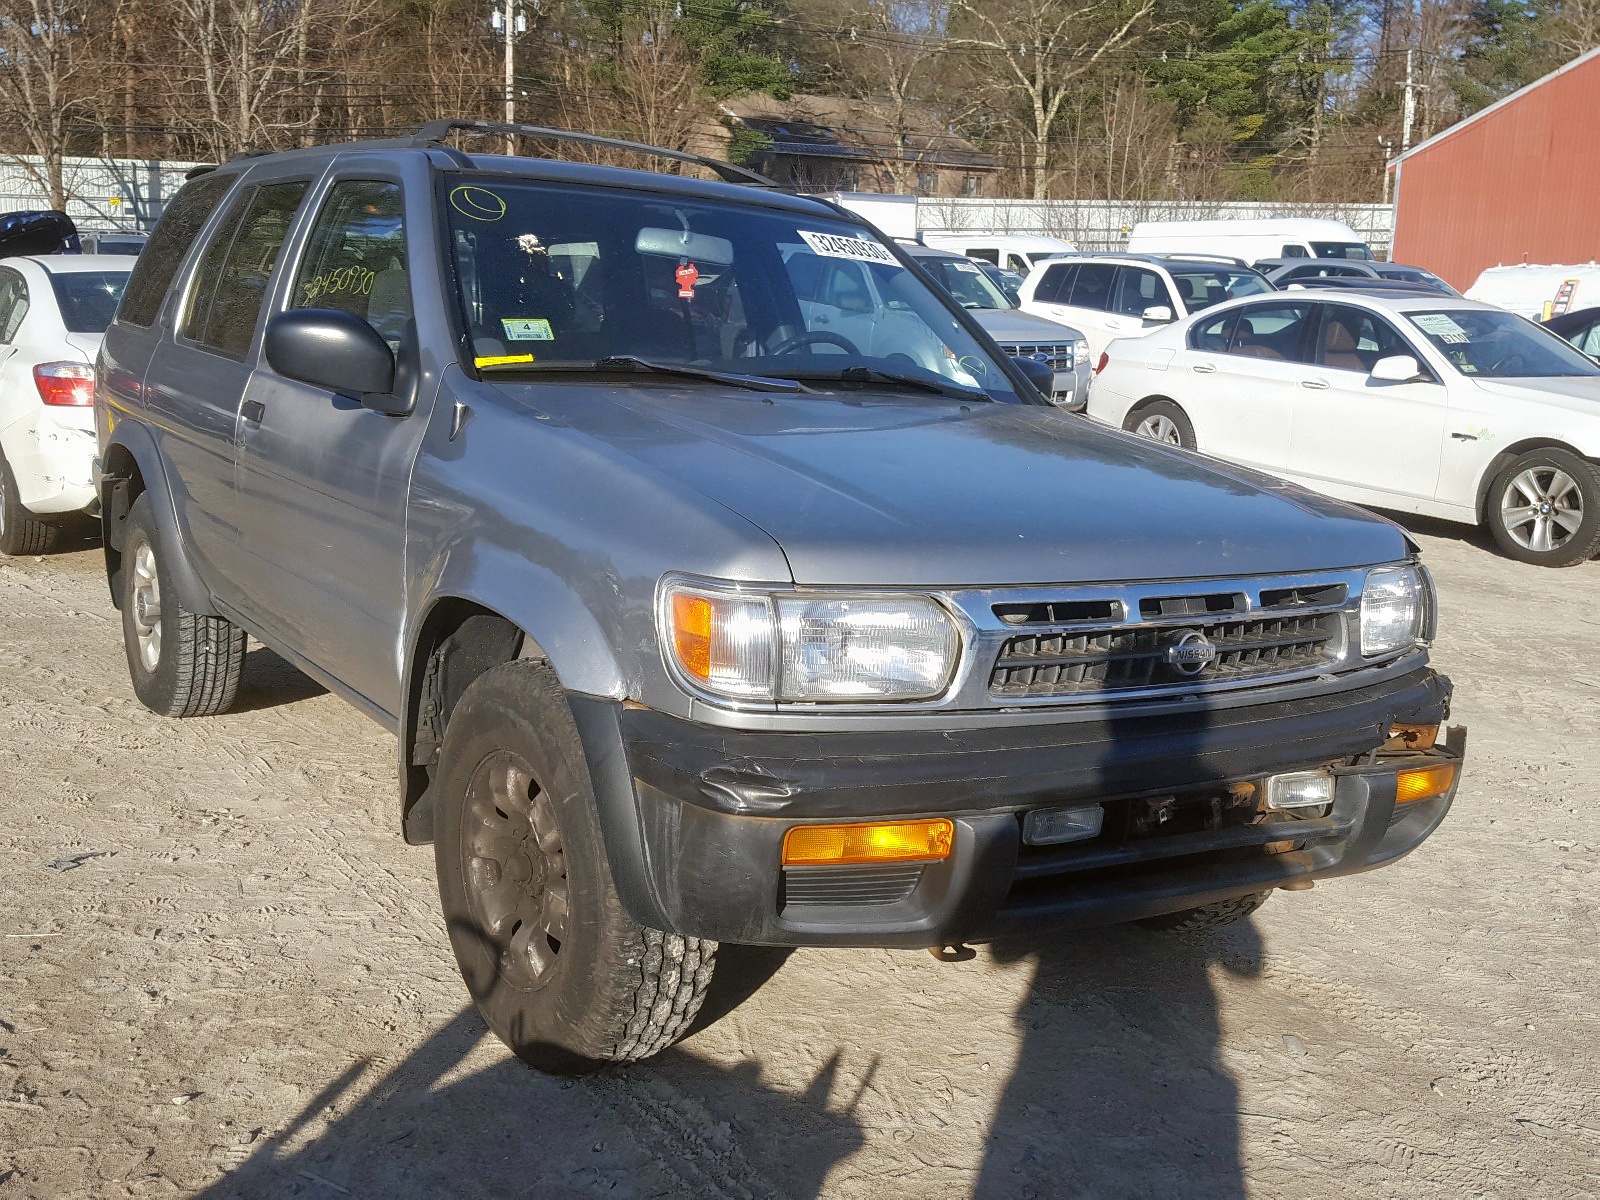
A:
[1089,287,1600,567]
[0,254,135,554]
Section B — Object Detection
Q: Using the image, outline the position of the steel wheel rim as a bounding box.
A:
[1137,413,1181,445]
[1501,466,1584,554]
[463,750,568,992]
[130,542,162,672]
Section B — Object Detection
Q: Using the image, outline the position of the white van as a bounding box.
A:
[1464,263,1600,320]
[1126,218,1371,266]
[922,233,1078,276]
[821,193,919,242]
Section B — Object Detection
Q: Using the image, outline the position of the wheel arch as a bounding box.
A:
[98,425,215,615]
[1473,437,1596,523]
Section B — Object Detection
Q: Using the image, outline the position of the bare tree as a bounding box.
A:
[0,0,95,207]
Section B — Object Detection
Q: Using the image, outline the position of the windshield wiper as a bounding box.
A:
[594,354,805,394]
[827,364,992,401]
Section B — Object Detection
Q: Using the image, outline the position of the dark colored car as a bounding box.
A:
[95,121,1465,1073]
[1541,306,1600,357]
[1260,258,1459,295]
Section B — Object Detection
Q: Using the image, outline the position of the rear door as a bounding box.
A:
[142,172,314,592]
[1287,303,1445,504]
[232,170,428,710]
[1186,300,1315,473]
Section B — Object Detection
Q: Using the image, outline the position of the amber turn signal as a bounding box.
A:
[782,819,955,866]
[671,592,714,680]
[1395,762,1458,804]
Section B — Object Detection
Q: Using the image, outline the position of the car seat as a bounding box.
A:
[1321,316,1366,372]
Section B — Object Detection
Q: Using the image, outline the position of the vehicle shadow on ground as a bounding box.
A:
[972,921,1262,1200]
[229,645,329,712]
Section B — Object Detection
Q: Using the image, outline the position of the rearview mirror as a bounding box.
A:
[264,308,400,410]
[1370,354,1424,383]
[1010,353,1055,397]
[1142,305,1174,324]
[635,227,735,266]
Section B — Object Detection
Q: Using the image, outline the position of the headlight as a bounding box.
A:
[1070,338,1088,368]
[662,581,960,702]
[1360,564,1428,656]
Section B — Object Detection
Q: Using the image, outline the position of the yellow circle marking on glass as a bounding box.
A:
[450,186,507,221]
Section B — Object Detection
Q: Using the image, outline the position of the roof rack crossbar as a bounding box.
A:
[407,120,778,188]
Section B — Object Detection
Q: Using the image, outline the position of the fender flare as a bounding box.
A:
[100,422,218,616]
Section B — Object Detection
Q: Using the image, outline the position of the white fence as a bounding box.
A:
[918,198,1395,258]
[0,155,207,234]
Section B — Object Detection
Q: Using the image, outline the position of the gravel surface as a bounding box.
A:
[1,523,1597,1199]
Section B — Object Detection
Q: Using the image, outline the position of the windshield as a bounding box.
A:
[917,256,1014,310]
[1408,308,1600,378]
[47,270,129,333]
[444,176,1020,400]
[1168,268,1273,312]
[976,262,1023,302]
[1312,241,1372,260]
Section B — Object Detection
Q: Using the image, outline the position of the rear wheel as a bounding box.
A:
[434,660,715,1073]
[118,495,246,716]
[1124,399,1196,450]
[1139,891,1271,933]
[1486,448,1600,567]
[0,449,59,556]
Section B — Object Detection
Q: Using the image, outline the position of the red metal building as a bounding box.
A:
[1391,47,1600,290]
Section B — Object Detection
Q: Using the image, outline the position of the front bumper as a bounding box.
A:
[572,666,1460,948]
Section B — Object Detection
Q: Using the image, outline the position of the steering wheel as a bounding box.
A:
[771,330,862,357]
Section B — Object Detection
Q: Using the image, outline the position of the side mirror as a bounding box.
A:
[1142,305,1174,324]
[1369,354,1425,383]
[1010,352,1055,398]
[264,308,401,411]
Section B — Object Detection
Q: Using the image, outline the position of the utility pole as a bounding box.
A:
[1400,48,1419,154]
[1378,135,1395,206]
[492,0,526,153]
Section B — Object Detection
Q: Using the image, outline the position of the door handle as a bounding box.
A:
[241,400,266,424]
[1192,362,1216,374]
[1301,378,1330,390]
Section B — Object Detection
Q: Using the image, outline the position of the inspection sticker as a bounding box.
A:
[1412,312,1470,344]
[799,230,900,267]
[501,318,554,341]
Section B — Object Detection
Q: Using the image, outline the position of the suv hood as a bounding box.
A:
[527,386,1409,586]
[971,308,1086,343]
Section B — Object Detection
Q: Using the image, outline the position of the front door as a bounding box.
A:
[232,176,425,712]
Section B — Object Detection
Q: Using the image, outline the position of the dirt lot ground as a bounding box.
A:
[2,521,1598,1200]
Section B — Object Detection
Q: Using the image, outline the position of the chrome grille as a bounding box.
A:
[997,341,1074,370]
[989,613,1342,699]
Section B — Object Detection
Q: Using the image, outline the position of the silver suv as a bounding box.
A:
[95,122,1465,1074]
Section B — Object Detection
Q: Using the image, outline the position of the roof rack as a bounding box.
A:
[1162,253,1251,268]
[407,120,778,188]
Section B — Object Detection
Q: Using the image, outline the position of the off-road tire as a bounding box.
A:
[1139,890,1272,933]
[1124,399,1197,450]
[1485,447,1600,567]
[0,448,59,556]
[119,495,245,717]
[434,660,715,1074]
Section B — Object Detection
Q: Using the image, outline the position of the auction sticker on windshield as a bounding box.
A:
[1413,312,1470,344]
[799,231,901,267]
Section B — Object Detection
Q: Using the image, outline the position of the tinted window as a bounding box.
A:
[965,247,999,265]
[118,174,233,327]
[1169,267,1272,311]
[48,271,131,333]
[1575,321,1600,357]
[0,271,28,342]
[1281,244,1309,258]
[1317,305,1414,373]
[291,181,411,350]
[1312,241,1371,260]
[1033,262,1076,304]
[1225,303,1314,362]
[183,181,309,358]
[1068,263,1116,311]
[920,257,1012,310]
[1190,309,1238,353]
[1112,268,1172,316]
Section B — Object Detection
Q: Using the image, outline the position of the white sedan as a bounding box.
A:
[1089,288,1600,567]
[0,254,135,554]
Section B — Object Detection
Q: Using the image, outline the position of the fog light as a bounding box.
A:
[1023,805,1103,846]
[1265,770,1335,810]
[782,819,954,866]
[1395,762,1457,804]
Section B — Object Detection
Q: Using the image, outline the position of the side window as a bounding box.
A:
[1189,309,1238,354]
[1576,322,1600,357]
[290,181,411,350]
[1283,266,1321,280]
[0,271,29,342]
[1225,303,1314,362]
[182,181,309,358]
[1112,268,1171,316]
[966,248,999,266]
[1281,243,1310,258]
[119,174,233,328]
[1004,253,1031,275]
[1068,263,1117,311]
[1033,262,1076,304]
[1316,305,1413,373]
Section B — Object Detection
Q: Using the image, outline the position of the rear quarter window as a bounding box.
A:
[117,174,234,327]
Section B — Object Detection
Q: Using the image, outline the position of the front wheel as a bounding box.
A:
[1124,399,1196,450]
[433,660,715,1073]
[1486,448,1600,567]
